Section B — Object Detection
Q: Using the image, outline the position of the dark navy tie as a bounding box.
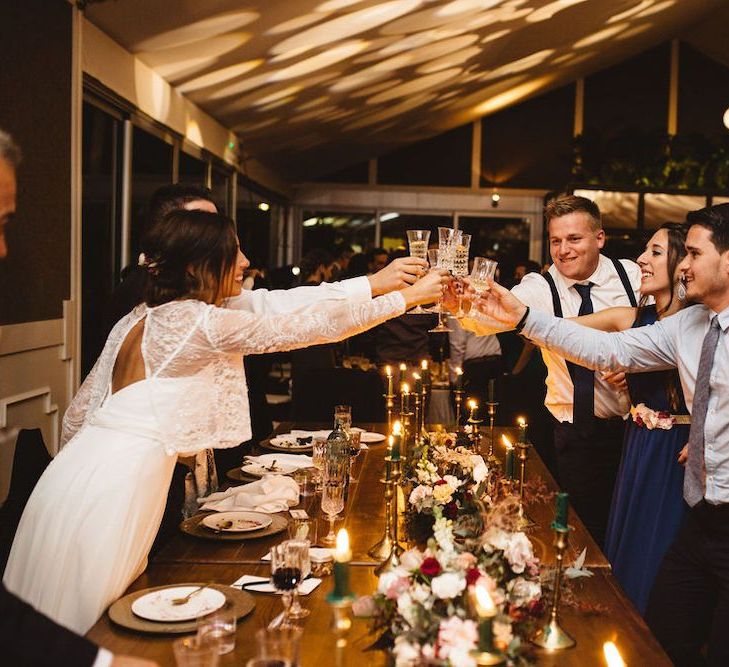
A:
[569,283,594,427]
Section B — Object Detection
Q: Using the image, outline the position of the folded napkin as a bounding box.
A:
[245,453,314,470]
[200,476,299,513]
[261,548,334,563]
[232,574,321,595]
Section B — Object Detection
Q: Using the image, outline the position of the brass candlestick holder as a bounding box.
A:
[420,385,428,440]
[516,441,535,529]
[384,390,396,433]
[412,391,421,446]
[328,597,353,653]
[532,525,576,650]
[368,460,396,561]
[399,410,413,462]
[454,389,465,427]
[467,414,483,450]
[485,400,499,466]
[375,460,403,575]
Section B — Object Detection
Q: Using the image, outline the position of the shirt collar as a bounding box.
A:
[712,304,729,332]
[555,254,609,289]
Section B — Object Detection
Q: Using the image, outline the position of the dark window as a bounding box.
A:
[380,214,452,253]
[178,151,207,185]
[458,216,530,283]
[314,160,369,184]
[237,178,274,269]
[302,211,377,257]
[211,164,231,215]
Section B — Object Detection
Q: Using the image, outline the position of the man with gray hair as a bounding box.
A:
[0,128,155,667]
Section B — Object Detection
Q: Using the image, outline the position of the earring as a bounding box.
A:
[677,280,686,301]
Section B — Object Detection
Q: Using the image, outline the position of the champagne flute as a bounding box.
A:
[453,232,471,318]
[469,257,498,293]
[428,247,452,333]
[320,460,346,545]
[406,229,431,314]
[284,539,311,620]
[311,436,327,491]
[270,541,304,629]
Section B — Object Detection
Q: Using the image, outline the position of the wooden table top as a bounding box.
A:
[88,421,668,665]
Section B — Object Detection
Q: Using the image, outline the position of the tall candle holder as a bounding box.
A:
[412,391,421,446]
[399,409,414,462]
[375,460,403,575]
[466,405,483,450]
[532,524,576,650]
[384,390,396,434]
[454,389,465,428]
[485,400,499,466]
[420,384,428,442]
[368,459,396,561]
[515,441,534,529]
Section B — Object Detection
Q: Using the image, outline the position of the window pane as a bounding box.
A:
[302,211,376,256]
[644,193,708,229]
[211,165,230,215]
[178,151,207,185]
[380,213,451,253]
[573,189,639,229]
[237,181,273,269]
[130,126,172,255]
[82,102,121,377]
[458,216,530,283]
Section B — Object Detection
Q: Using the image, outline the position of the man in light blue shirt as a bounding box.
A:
[470,203,729,666]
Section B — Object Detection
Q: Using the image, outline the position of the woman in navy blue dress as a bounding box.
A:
[575,222,690,614]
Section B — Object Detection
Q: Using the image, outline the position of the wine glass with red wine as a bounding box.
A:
[270,541,304,628]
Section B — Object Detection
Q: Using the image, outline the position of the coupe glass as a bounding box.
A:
[406,229,431,313]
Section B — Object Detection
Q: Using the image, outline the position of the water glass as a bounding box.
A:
[288,515,318,544]
[334,404,352,432]
[321,473,346,545]
[197,610,236,656]
[270,541,305,628]
[312,436,328,487]
[256,627,303,667]
[286,539,311,619]
[292,468,315,497]
[173,635,220,667]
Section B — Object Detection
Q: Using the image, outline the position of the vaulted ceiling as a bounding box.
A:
[85,0,728,181]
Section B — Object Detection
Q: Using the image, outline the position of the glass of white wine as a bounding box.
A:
[453,233,472,317]
[469,257,498,293]
[406,229,431,314]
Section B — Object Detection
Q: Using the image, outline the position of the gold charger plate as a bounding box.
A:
[225,467,260,484]
[180,512,288,541]
[108,583,255,634]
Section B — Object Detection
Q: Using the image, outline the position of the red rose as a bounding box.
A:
[420,557,442,577]
[444,501,459,520]
[466,568,482,586]
[435,479,448,486]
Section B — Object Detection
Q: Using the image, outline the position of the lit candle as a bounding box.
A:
[468,399,478,421]
[412,372,422,394]
[332,528,352,599]
[385,365,393,396]
[553,491,569,530]
[399,362,407,386]
[488,378,495,403]
[502,435,515,480]
[603,641,626,667]
[391,421,402,461]
[401,382,410,412]
[517,416,528,443]
[421,359,431,388]
[455,366,463,390]
[471,580,497,652]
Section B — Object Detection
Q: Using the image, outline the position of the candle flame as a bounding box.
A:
[603,642,625,667]
[385,365,392,377]
[468,399,477,409]
[473,581,496,617]
[335,528,350,560]
[421,359,428,369]
[399,363,407,372]
[517,416,526,427]
[401,382,410,394]
[455,367,463,376]
[413,372,421,380]
[501,434,513,449]
[392,420,402,435]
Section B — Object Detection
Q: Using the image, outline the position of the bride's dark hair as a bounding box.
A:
[141,209,238,306]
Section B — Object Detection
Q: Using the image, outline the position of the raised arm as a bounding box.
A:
[206,270,448,355]
[571,307,637,332]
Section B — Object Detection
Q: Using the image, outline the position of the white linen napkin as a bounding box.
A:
[200,476,299,513]
[244,453,314,470]
[232,574,321,595]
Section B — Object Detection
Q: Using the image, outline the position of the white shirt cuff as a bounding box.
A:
[93,648,114,667]
[340,276,372,301]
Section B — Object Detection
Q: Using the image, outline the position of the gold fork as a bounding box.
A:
[171,584,212,606]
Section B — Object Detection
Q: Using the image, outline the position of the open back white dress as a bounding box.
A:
[3,293,405,634]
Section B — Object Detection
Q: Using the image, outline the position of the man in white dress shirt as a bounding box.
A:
[470,203,729,666]
[460,194,640,547]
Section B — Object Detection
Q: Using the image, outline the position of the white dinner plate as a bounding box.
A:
[201,511,273,533]
[241,462,298,476]
[353,429,386,443]
[269,436,313,450]
[131,586,226,622]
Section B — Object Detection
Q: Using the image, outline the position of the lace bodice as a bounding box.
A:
[62,293,405,454]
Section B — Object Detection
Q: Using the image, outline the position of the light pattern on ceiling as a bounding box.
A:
[87,0,722,180]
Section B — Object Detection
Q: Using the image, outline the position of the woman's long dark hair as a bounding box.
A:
[141,209,238,306]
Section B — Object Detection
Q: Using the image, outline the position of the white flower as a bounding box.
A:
[397,592,418,626]
[410,583,432,608]
[377,569,409,597]
[443,474,464,488]
[433,483,455,504]
[482,526,511,551]
[352,595,376,617]
[399,548,424,571]
[503,532,535,574]
[393,636,420,666]
[408,484,434,511]
[433,513,456,555]
[470,455,488,483]
[431,572,466,599]
[507,577,541,606]
[494,619,513,647]
[438,616,478,666]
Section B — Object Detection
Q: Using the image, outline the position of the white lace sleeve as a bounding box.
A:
[204,291,406,354]
[60,356,102,447]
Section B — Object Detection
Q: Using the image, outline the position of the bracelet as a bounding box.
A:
[514,306,530,333]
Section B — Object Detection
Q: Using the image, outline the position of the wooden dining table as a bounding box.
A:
[87,422,671,666]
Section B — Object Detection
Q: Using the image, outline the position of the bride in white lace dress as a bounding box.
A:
[3,210,447,634]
